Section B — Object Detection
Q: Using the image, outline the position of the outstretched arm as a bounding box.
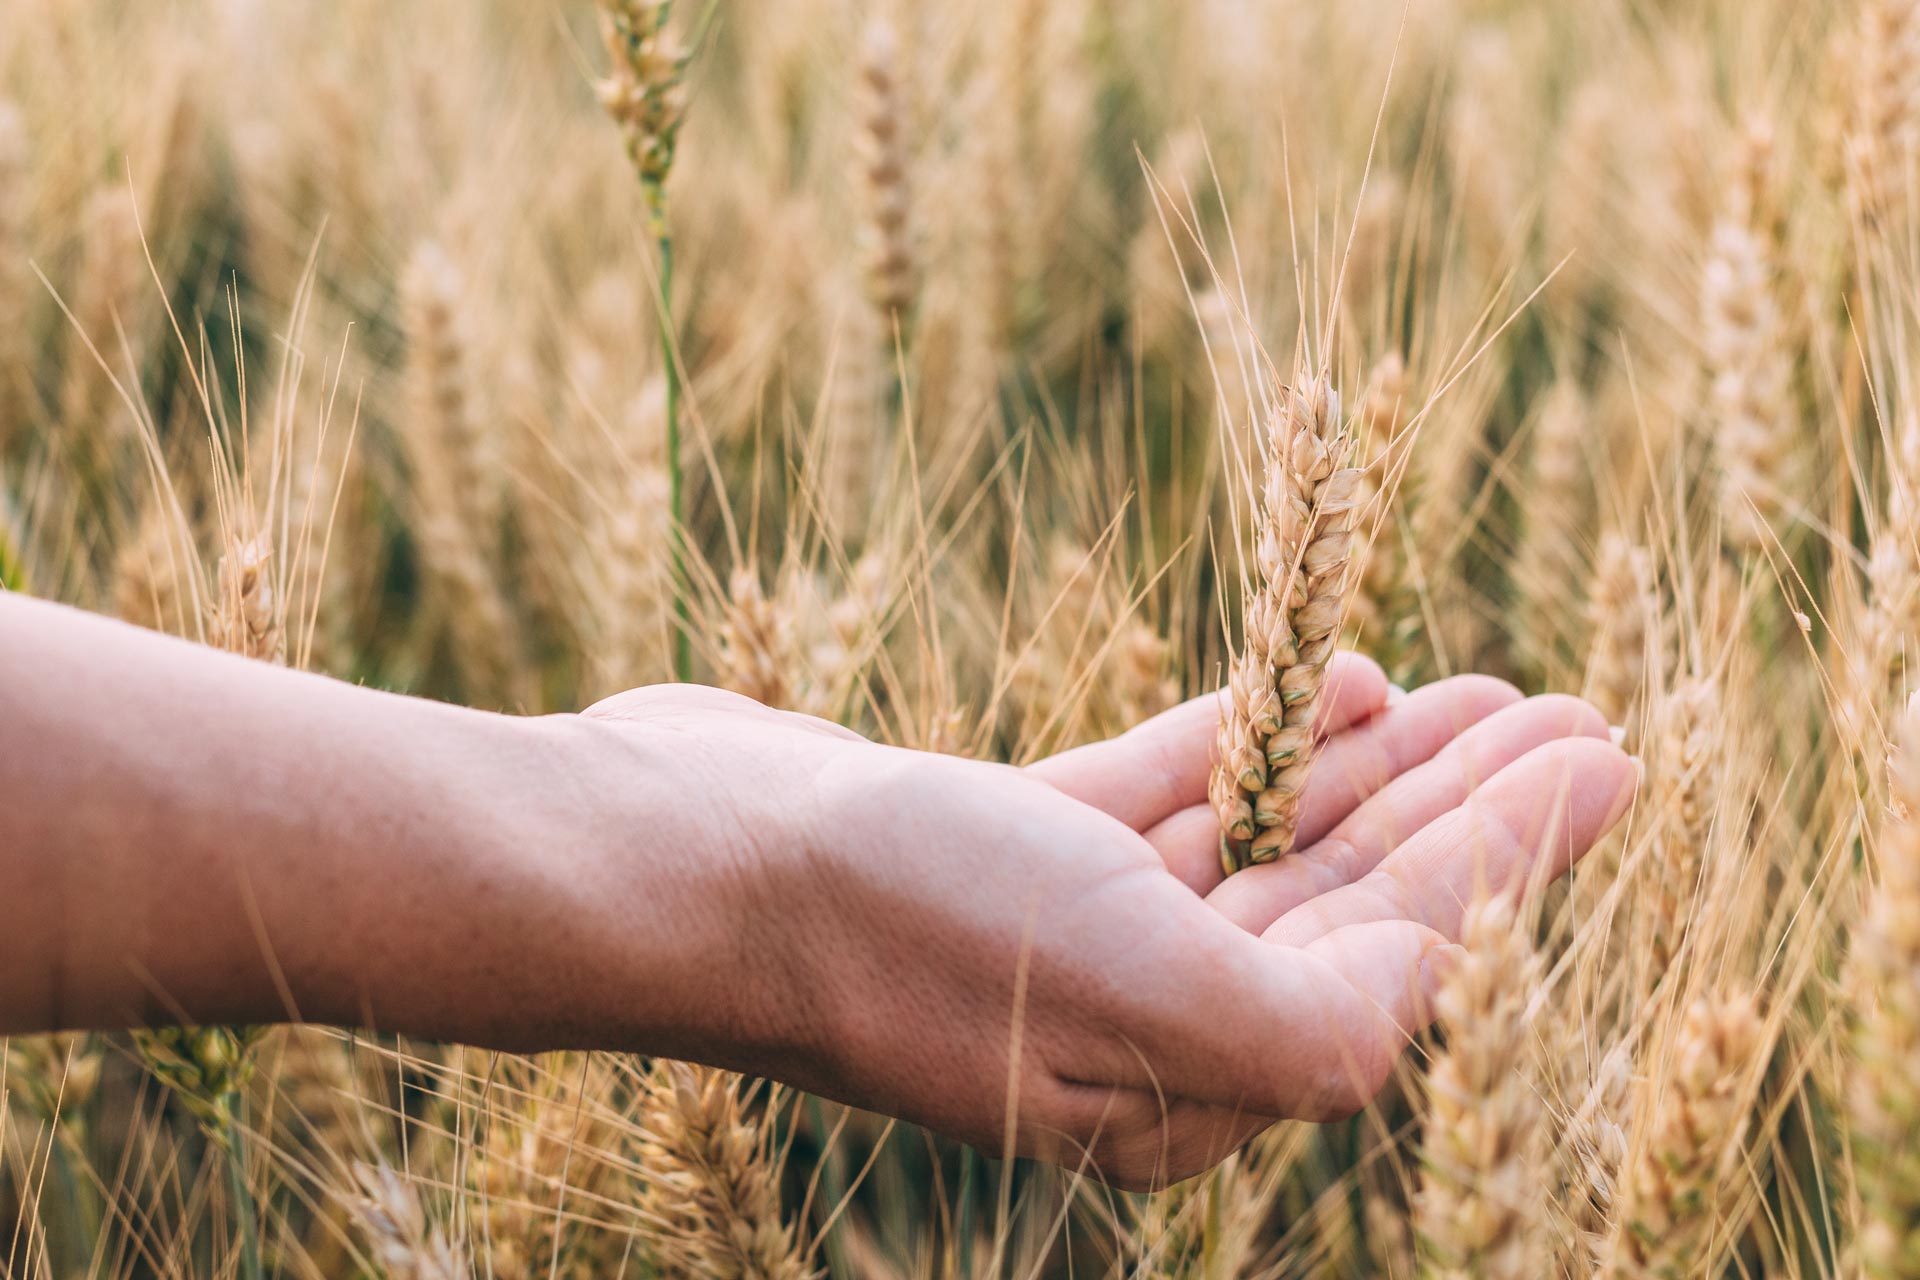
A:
[0,592,1636,1187]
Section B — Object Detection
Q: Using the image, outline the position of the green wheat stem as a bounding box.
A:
[655,219,690,683]
[217,1092,263,1280]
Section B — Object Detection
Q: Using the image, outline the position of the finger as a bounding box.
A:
[1286,674,1523,849]
[1088,896,1445,1122]
[1029,651,1388,832]
[1207,693,1608,932]
[1147,675,1520,897]
[1262,737,1639,948]
[1144,805,1231,894]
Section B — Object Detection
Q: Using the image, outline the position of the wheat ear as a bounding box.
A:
[1844,0,1920,232]
[857,15,914,326]
[635,1063,812,1280]
[1414,897,1552,1278]
[1643,678,1718,980]
[1615,993,1763,1278]
[401,241,520,704]
[346,1161,471,1280]
[718,567,799,710]
[1213,373,1362,870]
[1848,698,1920,1278]
[1703,118,1793,555]
[1584,533,1659,730]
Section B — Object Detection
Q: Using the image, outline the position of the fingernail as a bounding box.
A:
[1608,724,1627,748]
[1387,683,1409,705]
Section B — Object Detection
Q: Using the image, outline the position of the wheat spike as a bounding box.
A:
[1414,897,1551,1279]
[1559,1043,1634,1274]
[1584,533,1659,729]
[718,567,798,710]
[1644,678,1719,980]
[1347,353,1417,680]
[635,1062,811,1280]
[1214,373,1362,869]
[1513,379,1590,666]
[471,1060,625,1280]
[1703,118,1793,555]
[857,15,915,326]
[209,531,284,665]
[596,0,690,231]
[1616,993,1763,1278]
[1849,700,1920,1278]
[1845,0,1920,232]
[2,1034,103,1139]
[401,240,520,704]
[347,1161,472,1280]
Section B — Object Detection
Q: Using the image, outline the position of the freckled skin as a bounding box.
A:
[0,593,1636,1189]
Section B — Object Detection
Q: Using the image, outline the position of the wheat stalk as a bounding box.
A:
[1213,372,1362,870]
[597,0,693,681]
[0,100,29,457]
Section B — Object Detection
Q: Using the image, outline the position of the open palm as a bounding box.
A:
[1008,651,1635,1184]
[584,652,1634,1190]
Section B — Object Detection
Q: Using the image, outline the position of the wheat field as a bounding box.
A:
[2,0,1918,1275]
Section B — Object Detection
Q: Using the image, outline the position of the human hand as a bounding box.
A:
[572,654,1634,1189]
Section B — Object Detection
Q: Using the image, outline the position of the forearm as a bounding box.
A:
[0,594,708,1048]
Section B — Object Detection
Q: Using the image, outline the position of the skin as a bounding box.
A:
[0,592,1637,1190]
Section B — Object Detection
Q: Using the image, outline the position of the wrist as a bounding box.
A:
[523,699,826,1068]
